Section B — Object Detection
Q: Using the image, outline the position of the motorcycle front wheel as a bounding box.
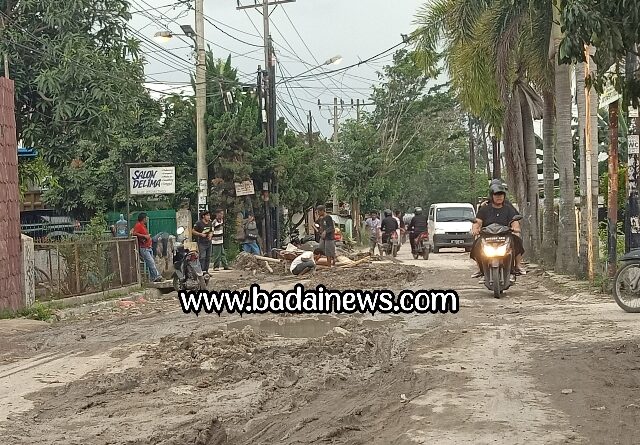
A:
[491,267,501,299]
[613,262,640,313]
[172,276,182,292]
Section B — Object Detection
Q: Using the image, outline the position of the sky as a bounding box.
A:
[128,0,427,137]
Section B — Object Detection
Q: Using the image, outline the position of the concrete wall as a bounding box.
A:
[0,78,23,310]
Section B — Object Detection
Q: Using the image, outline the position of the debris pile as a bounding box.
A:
[306,263,422,290]
[233,252,289,276]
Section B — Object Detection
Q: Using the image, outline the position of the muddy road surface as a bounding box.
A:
[1,246,639,444]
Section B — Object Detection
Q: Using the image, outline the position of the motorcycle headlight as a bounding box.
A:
[482,243,508,257]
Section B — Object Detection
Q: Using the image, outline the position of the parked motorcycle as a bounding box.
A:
[412,231,430,260]
[172,227,208,292]
[613,249,640,312]
[477,215,522,298]
[382,231,399,257]
[289,228,316,247]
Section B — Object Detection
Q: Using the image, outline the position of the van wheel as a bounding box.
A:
[432,246,440,254]
[465,247,472,252]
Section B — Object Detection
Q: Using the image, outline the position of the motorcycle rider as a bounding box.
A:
[380,209,399,246]
[470,182,526,279]
[408,207,428,255]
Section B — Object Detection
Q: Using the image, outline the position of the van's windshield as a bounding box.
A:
[436,207,475,222]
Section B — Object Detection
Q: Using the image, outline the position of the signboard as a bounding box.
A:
[234,180,255,196]
[599,63,622,109]
[630,107,639,118]
[129,166,175,195]
[630,135,640,154]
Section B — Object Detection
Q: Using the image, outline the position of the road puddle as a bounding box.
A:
[226,314,403,338]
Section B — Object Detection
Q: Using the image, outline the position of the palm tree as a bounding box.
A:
[412,0,550,260]
[550,2,579,274]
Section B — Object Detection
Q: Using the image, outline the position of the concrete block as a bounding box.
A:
[21,234,35,308]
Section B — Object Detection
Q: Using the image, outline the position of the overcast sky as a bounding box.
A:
[128,0,427,137]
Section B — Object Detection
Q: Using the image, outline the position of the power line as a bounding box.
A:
[279,41,406,83]
[202,14,263,48]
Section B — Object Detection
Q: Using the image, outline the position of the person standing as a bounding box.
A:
[132,213,162,282]
[365,211,382,256]
[242,213,261,255]
[315,205,336,267]
[211,208,230,270]
[192,210,213,273]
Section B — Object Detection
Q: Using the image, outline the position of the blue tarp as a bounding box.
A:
[18,147,37,158]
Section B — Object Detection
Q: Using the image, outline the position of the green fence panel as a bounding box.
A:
[108,210,177,237]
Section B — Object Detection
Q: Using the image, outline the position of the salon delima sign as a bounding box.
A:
[129,166,176,195]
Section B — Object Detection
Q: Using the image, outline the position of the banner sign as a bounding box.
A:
[129,166,175,195]
[234,180,255,196]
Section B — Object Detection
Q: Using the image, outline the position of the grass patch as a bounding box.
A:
[0,302,55,321]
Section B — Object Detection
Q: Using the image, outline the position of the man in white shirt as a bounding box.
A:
[290,249,323,276]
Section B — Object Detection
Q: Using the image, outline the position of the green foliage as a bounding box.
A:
[0,302,54,321]
[558,0,640,106]
[0,0,145,167]
[599,167,627,211]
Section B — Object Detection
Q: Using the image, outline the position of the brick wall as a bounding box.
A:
[0,77,23,310]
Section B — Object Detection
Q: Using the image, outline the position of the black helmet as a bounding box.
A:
[384,209,392,217]
[490,178,508,190]
[415,206,423,215]
[489,183,507,195]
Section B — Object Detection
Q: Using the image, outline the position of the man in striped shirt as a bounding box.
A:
[212,208,230,270]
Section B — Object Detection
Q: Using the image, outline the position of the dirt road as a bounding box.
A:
[1,245,639,444]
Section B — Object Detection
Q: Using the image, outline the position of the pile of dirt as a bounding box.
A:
[143,320,389,391]
[233,252,289,276]
[306,263,422,290]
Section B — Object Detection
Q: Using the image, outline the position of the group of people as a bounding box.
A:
[192,209,232,274]
[359,178,526,279]
[363,208,428,257]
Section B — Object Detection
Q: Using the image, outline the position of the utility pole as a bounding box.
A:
[307,110,313,146]
[608,99,619,277]
[332,97,339,214]
[238,0,295,251]
[318,97,370,214]
[195,0,208,214]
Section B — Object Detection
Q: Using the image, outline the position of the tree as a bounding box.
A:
[0,0,146,169]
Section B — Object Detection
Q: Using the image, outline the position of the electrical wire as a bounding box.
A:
[279,41,406,83]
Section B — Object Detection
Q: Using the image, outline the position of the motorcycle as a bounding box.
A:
[382,231,399,257]
[412,231,430,260]
[289,228,316,247]
[477,215,522,298]
[172,227,209,292]
[613,249,640,312]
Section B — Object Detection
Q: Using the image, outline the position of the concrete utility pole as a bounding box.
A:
[608,99,619,277]
[307,110,313,146]
[195,0,208,213]
[317,97,370,214]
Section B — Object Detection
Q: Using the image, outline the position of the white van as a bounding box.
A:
[427,203,476,253]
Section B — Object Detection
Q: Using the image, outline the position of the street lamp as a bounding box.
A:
[282,55,343,81]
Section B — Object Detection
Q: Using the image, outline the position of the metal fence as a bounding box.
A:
[33,238,140,300]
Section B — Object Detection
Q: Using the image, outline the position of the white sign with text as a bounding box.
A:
[129,166,176,195]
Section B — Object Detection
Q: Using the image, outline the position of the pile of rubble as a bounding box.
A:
[233,252,289,276]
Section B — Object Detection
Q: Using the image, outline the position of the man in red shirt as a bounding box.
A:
[132,212,162,282]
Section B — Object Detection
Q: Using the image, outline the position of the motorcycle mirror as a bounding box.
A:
[511,215,523,222]
[176,226,186,235]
